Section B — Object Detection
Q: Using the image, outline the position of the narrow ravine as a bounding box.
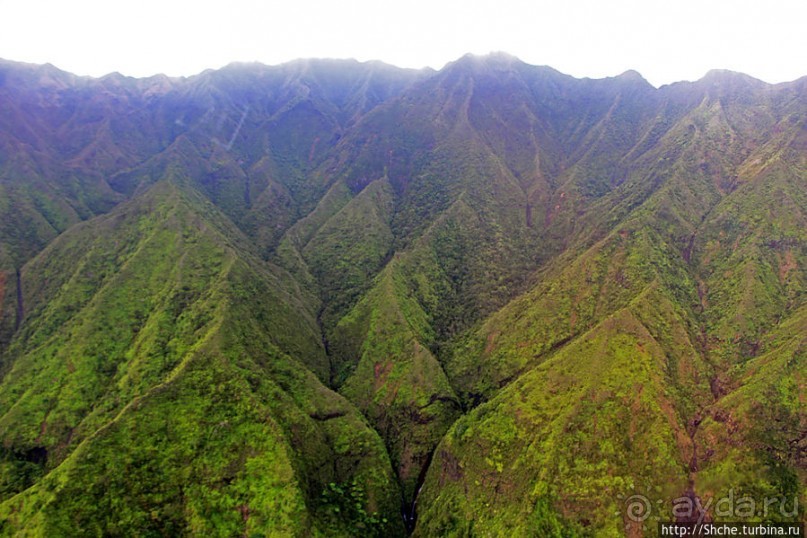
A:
[402,446,436,533]
[682,410,708,522]
[15,268,23,331]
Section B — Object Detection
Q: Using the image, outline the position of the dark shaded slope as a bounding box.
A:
[0,60,184,273]
[0,58,424,328]
[106,59,427,258]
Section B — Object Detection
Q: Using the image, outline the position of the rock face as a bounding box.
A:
[0,55,804,536]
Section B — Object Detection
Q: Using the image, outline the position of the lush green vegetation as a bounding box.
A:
[0,181,404,536]
[0,55,803,536]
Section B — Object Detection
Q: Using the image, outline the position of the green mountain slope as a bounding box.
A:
[333,254,462,508]
[0,180,404,536]
[409,70,806,536]
[415,305,693,537]
[0,55,803,536]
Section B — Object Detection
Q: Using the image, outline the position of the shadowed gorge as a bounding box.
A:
[0,55,804,537]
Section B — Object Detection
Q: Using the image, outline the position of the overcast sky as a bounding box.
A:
[1,0,805,87]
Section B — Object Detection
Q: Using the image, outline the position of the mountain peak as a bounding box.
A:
[0,59,78,89]
[616,69,646,82]
[451,51,523,70]
[700,68,766,87]
[609,69,655,91]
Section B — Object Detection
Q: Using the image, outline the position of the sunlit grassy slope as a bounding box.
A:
[0,179,404,536]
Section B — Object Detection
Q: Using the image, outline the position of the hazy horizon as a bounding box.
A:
[1,0,805,88]
[4,52,805,91]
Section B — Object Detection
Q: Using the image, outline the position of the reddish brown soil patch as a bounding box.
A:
[373,361,392,388]
[778,250,797,283]
[484,331,500,354]
[437,449,463,487]
[238,504,250,522]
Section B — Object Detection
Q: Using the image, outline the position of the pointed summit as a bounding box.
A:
[700,68,766,89]
[611,69,655,91]
[616,69,648,83]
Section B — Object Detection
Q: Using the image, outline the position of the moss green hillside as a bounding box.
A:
[0,180,404,536]
[333,257,461,508]
[415,306,693,537]
[694,305,805,522]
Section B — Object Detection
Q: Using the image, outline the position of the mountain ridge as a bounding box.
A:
[6,53,807,90]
